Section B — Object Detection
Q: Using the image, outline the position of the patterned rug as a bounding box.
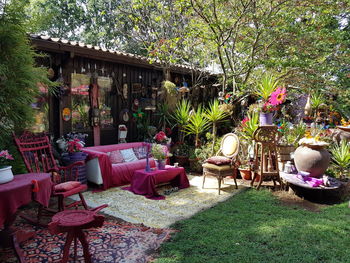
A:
[71,175,247,228]
[0,214,174,263]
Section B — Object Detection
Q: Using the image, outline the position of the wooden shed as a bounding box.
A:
[30,35,218,146]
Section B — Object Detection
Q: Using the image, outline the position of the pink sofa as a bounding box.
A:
[83,142,156,190]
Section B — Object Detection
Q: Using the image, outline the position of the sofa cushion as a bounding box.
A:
[120,148,138,162]
[133,146,148,159]
[206,156,231,165]
[108,150,124,164]
[54,181,82,192]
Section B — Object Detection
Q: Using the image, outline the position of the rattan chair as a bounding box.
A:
[202,133,240,194]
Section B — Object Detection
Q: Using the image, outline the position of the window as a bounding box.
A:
[71,73,90,131]
[31,83,49,133]
[97,76,113,128]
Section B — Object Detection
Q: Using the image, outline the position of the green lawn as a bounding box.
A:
[155,190,350,263]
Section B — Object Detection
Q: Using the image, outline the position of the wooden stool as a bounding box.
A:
[251,125,281,190]
[48,210,105,263]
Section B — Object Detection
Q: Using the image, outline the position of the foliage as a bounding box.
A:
[66,139,84,153]
[162,80,177,95]
[183,105,209,148]
[173,142,190,156]
[254,74,279,101]
[311,91,326,111]
[156,103,173,131]
[278,122,307,147]
[172,99,191,143]
[151,143,171,160]
[239,112,259,142]
[330,140,350,179]
[193,134,222,162]
[155,190,350,263]
[0,150,14,168]
[204,99,229,155]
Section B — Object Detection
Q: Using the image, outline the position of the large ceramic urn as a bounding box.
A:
[294,142,330,178]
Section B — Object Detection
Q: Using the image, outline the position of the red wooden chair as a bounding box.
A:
[13,131,102,224]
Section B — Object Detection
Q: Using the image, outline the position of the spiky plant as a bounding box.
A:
[204,100,229,155]
[254,74,279,101]
[172,99,191,143]
[184,105,209,148]
[330,140,350,179]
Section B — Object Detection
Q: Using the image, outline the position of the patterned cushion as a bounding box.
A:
[206,156,231,165]
[133,146,148,159]
[54,181,81,192]
[108,150,124,164]
[120,148,139,162]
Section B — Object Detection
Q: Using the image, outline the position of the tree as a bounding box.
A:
[0,1,52,150]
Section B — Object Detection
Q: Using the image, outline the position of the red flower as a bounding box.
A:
[165,127,172,136]
[67,139,83,153]
[155,131,167,143]
[241,117,249,126]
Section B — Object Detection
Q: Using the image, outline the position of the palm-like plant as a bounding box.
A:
[204,100,229,155]
[241,112,259,141]
[172,99,191,143]
[254,74,279,101]
[311,91,326,117]
[156,103,173,131]
[184,105,210,148]
[330,140,350,179]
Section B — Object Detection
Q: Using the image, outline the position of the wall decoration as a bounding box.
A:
[123,84,128,99]
[132,83,142,94]
[62,107,71,121]
[119,109,130,123]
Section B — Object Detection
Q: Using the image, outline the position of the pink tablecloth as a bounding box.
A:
[0,173,52,227]
[123,166,190,200]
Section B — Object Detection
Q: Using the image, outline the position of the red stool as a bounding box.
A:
[48,210,105,263]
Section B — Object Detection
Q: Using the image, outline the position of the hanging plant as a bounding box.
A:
[162,80,177,95]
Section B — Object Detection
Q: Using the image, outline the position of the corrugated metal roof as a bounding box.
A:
[30,34,193,71]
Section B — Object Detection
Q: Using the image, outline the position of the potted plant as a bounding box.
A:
[188,147,201,173]
[172,99,191,143]
[236,112,259,180]
[151,143,172,170]
[183,105,209,148]
[330,140,350,180]
[173,142,190,167]
[0,150,14,184]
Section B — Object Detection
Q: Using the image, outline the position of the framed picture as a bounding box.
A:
[132,83,142,94]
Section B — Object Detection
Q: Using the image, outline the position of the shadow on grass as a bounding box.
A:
[154,189,350,263]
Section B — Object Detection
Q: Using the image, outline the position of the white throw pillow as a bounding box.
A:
[120,148,138,162]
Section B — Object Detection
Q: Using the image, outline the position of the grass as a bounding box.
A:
[154,189,350,263]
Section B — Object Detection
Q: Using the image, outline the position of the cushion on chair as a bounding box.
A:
[54,181,82,192]
[120,148,138,162]
[221,135,238,157]
[133,146,148,159]
[206,156,231,165]
[202,163,232,171]
[108,150,124,164]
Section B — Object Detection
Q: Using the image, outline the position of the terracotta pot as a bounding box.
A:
[294,145,331,177]
[239,168,252,180]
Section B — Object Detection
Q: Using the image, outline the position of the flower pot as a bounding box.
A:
[239,168,251,180]
[294,145,331,178]
[259,112,273,125]
[0,166,14,184]
[156,159,166,170]
[189,158,202,173]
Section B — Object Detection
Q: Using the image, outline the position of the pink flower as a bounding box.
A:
[67,139,84,153]
[242,117,249,126]
[155,131,167,143]
[0,150,14,160]
[269,87,287,106]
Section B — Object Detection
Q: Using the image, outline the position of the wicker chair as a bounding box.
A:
[202,133,240,194]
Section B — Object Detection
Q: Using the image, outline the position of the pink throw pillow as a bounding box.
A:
[108,150,124,164]
[206,156,231,165]
[54,181,81,192]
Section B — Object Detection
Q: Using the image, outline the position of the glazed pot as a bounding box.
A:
[294,145,331,177]
[239,168,252,180]
[259,112,273,125]
[0,166,14,184]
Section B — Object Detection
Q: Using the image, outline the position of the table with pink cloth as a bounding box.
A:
[123,166,190,200]
[0,173,52,262]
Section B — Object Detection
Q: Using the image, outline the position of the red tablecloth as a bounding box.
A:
[0,173,52,227]
[123,166,190,200]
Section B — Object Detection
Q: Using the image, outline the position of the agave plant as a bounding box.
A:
[241,111,259,141]
[172,99,191,143]
[184,105,210,148]
[204,99,229,155]
[311,91,326,117]
[254,74,279,101]
[330,140,350,179]
[155,103,173,131]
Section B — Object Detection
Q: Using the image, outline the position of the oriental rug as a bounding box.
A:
[71,175,246,228]
[0,215,174,263]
